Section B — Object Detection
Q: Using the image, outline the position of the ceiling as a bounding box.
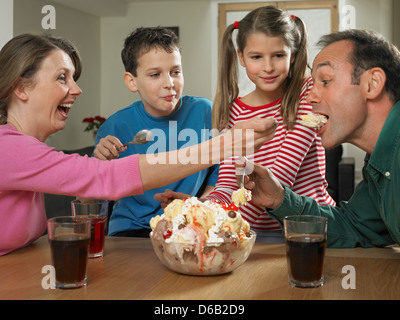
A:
[52,0,189,17]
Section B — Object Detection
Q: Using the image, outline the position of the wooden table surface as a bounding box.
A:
[0,236,399,300]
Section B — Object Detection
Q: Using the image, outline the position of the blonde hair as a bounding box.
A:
[212,6,309,130]
[0,34,82,125]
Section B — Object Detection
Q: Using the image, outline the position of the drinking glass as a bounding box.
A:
[47,216,91,289]
[71,199,108,258]
[284,215,328,288]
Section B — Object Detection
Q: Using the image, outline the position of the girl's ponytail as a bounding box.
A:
[212,24,239,131]
[281,15,309,129]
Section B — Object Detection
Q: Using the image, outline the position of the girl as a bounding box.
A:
[210,5,334,242]
[156,6,334,243]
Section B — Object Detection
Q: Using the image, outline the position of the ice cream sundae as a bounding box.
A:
[150,197,255,275]
[300,113,328,129]
[232,187,252,207]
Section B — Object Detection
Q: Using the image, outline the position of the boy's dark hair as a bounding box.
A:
[317,29,400,103]
[121,26,180,76]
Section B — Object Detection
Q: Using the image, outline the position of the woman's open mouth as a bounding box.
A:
[57,104,72,117]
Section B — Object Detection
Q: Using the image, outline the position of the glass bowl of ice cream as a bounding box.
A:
[150,197,256,276]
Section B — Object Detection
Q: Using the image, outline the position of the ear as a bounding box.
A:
[13,78,29,101]
[123,72,138,93]
[365,68,386,100]
[290,52,296,65]
[237,49,245,67]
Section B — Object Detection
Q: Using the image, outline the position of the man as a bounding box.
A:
[240,29,400,248]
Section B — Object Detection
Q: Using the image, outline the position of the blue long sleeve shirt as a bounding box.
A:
[95,96,219,234]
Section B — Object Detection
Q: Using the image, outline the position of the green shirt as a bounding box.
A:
[269,101,400,248]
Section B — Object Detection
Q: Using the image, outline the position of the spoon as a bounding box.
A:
[276,121,321,129]
[122,129,153,147]
[239,156,249,188]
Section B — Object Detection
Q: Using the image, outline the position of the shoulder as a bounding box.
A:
[97,101,144,138]
[107,101,142,121]
[0,125,56,166]
[181,95,212,109]
[179,96,212,118]
[0,124,38,145]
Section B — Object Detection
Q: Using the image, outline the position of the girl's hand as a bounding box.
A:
[94,135,126,160]
[154,189,190,209]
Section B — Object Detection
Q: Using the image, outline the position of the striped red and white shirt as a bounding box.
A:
[207,77,335,231]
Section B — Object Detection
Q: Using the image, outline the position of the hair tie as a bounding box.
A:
[291,15,296,21]
[233,21,239,30]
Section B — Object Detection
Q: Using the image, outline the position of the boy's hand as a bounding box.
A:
[94,135,126,160]
[154,189,190,209]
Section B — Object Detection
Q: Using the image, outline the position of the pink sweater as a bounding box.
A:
[0,125,143,255]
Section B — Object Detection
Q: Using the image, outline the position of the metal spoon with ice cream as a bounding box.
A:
[277,113,328,130]
[123,129,153,147]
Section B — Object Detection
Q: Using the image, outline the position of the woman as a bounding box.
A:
[0,34,276,255]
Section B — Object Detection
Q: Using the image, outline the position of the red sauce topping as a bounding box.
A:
[163,229,173,240]
[221,203,238,211]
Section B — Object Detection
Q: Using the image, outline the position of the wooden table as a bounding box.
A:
[0,236,399,300]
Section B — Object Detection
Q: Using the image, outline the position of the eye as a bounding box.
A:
[171,69,182,76]
[250,55,262,60]
[58,74,66,83]
[150,73,160,78]
[321,80,330,86]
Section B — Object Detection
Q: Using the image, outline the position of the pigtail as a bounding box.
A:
[212,24,239,131]
[281,15,309,129]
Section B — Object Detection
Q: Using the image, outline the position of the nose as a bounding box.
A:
[70,80,82,97]
[306,85,320,105]
[264,58,274,73]
[164,74,174,89]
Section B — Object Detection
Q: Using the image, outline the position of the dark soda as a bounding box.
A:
[49,233,90,286]
[286,234,326,283]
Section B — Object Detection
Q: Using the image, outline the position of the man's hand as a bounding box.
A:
[236,159,285,209]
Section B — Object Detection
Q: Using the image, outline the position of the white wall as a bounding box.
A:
[13,0,101,149]
[100,0,213,117]
[0,0,13,49]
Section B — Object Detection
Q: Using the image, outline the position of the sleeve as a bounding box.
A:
[205,164,220,186]
[0,134,143,200]
[206,157,239,204]
[200,98,219,186]
[269,187,394,248]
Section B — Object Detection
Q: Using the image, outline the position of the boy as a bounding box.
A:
[94,27,218,237]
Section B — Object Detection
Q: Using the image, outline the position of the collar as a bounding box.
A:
[368,101,400,178]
